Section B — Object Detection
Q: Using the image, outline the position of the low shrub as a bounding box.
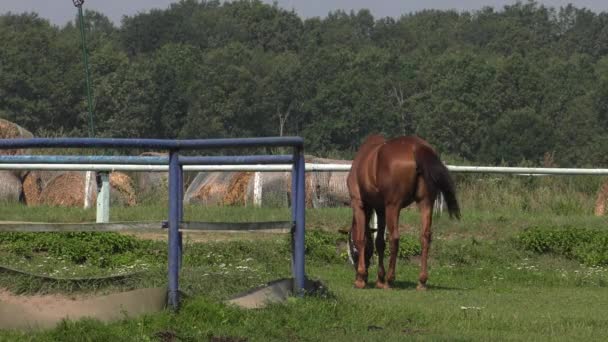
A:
[0,232,158,268]
[517,227,608,266]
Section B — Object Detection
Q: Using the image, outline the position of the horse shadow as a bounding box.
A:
[379,280,464,291]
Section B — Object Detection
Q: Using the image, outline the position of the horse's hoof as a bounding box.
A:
[416,283,427,291]
[354,280,367,289]
[376,281,390,289]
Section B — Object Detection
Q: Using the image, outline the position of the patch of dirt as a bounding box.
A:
[0,288,93,322]
[0,287,166,330]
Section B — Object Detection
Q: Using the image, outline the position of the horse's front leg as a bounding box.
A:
[351,201,368,289]
[417,199,433,291]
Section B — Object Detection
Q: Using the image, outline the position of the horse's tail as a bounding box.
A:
[414,145,461,219]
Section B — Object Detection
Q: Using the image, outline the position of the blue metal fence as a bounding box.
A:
[0,137,306,310]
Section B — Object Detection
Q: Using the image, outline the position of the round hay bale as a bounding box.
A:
[222,172,254,206]
[258,172,290,207]
[327,171,350,206]
[0,119,34,154]
[305,156,351,207]
[39,171,97,207]
[285,172,322,208]
[0,119,34,179]
[22,171,64,206]
[109,172,137,207]
[594,179,608,216]
[0,171,22,202]
[184,172,234,206]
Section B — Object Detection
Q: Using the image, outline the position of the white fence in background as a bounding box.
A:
[2,163,608,223]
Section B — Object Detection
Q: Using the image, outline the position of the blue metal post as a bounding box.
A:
[168,150,180,310]
[177,164,184,270]
[293,147,306,293]
[290,148,299,279]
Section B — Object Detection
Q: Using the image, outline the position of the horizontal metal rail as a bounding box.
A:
[0,154,294,165]
[1,162,608,175]
[178,221,292,232]
[0,137,303,150]
[0,221,292,233]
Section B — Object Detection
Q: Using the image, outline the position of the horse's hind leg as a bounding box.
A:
[417,199,433,291]
[375,210,389,289]
[364,207,374,269]
[351,200,369,289]
[385,204,401,286]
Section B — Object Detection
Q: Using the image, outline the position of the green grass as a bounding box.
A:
[1,177,608,342]
[1,207,608,341]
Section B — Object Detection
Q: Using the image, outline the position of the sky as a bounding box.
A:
[1,1,607,27]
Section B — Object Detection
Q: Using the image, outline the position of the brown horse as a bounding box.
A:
[347,135,460,290]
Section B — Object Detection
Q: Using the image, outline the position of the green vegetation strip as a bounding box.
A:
[0,264,144,282]
[518,227,608,266]
[0,222,163,232]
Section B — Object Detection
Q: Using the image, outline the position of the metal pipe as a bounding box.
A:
[0,155,168,164]
[177,164,184,271]
[290,149,297,284]
[0,154,294,165]
[4,163,608,175]
[179,155,294,165]
[167,151,180,310]
[0,137,303,150]
[294,147,306,294]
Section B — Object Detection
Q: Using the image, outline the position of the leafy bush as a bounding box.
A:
[304,230,345,263]
[517,227,608,266]
[0,232,158,268]
[397,235,422,259]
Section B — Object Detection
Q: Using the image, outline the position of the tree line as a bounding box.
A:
[1,0,608,166]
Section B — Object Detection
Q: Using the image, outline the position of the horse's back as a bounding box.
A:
[349,135,434,206]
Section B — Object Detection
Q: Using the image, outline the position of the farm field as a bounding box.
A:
[1,202,608,341]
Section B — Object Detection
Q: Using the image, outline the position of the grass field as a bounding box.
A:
[1,174,608,341]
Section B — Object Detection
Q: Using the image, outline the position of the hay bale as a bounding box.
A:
[183,156,352,208]
[594,179,608,216]
[0,171,22,202]
[134,152,168,199]
[39,171,97,207]
[22,171,63,206]
[304,156,351,207]
[0,119,34,179]
[223,172,253,206]
[109,172,137,207]
[258,172,290,207]
[185,172,261,207]
[184,172,234,206]
[0,119,34,155]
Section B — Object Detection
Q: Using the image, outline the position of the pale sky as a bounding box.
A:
[1,1,607,27]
